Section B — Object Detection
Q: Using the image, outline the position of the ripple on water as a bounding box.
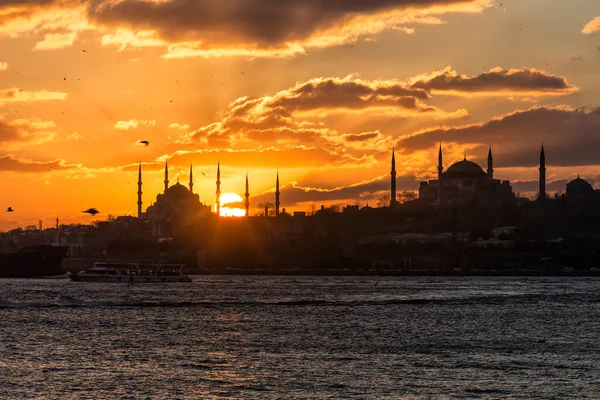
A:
[0,276,599,398]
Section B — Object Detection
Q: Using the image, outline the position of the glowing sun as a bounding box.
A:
[215,193,246,217]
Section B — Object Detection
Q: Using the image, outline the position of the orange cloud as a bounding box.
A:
[33,32,78,50]
[0,88,68,107]
[0,62,7,71]
[582,16,600,34]
[113,119,156,130]
[408,66,578,97]
[179,75,463,147]
[0,1,90,49]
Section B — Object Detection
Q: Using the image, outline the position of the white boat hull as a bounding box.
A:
[70,262,192,283]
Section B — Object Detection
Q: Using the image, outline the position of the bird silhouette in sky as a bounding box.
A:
[6,207,14,212]
[139,140,149,146]
[83,208,99,215]
[63,77,66,81]
[82,49,87,53]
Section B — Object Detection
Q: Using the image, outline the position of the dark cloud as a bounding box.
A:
[343,131,381,142]
[397,106,600,168]
[0,155,72,172]
[251,174,418,207]
[409,67,577,95]
[271,78,429,112]
[89,0,483,46]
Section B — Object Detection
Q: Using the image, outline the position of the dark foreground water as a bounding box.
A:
[1,276,599,399]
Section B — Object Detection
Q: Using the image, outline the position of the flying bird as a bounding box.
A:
[6,207,14,212]
[139,140,149,146]
[83,208,99,215]
[63,77,66,81]
[82,49,87,52]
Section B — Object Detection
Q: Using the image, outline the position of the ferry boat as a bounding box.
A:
[70,261,192,283]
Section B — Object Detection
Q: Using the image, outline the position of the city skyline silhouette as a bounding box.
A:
[1,1,599,231]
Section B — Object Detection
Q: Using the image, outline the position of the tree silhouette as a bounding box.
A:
[398,190,417,203]
[377,195,390,208]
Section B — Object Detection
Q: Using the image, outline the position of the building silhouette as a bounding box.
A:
[418,144,514,207]
[138,161,210,236]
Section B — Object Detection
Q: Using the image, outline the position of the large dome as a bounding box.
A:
[165,182,191,197]
[443,159,487,180]
[566,176,592,189]
[566,175,593,197]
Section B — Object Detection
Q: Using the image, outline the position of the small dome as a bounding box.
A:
[443,159,487,179]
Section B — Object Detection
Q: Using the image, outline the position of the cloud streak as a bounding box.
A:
[0,155,75,173]
[250,174,418,207]
[582,16,600,34]
[408,67,578,96]
[113,119,156,131]
[0,88,68,107]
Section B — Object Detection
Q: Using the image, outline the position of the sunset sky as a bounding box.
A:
[1,0,600,230]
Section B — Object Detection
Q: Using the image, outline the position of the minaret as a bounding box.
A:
[164,160,169,193]
[437,143,443,205]
[487,146,494,179]
[539,144,546,201]
[437,142,443,180]
[137,161,142,218]
[189,163,194,193]
[216,160,221,216]
[390,148,397,207]
[244,172,250,217]
[275,171,280,217]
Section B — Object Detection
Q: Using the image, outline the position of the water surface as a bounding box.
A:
[1,276,599,399]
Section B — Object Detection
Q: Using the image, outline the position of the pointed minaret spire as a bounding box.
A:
[487,145,494,179]
[437,142,443,205]
[137,161,143,219]
[164,160,169,193]
[437,142,443,180]
[244,172,250,217]
[390,148,397,207]
[216,159,221,216]
[189,163,194,193]
[539,143,546,202]
[275,170,280,217]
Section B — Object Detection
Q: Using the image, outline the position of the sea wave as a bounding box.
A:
[0,293,577,309]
